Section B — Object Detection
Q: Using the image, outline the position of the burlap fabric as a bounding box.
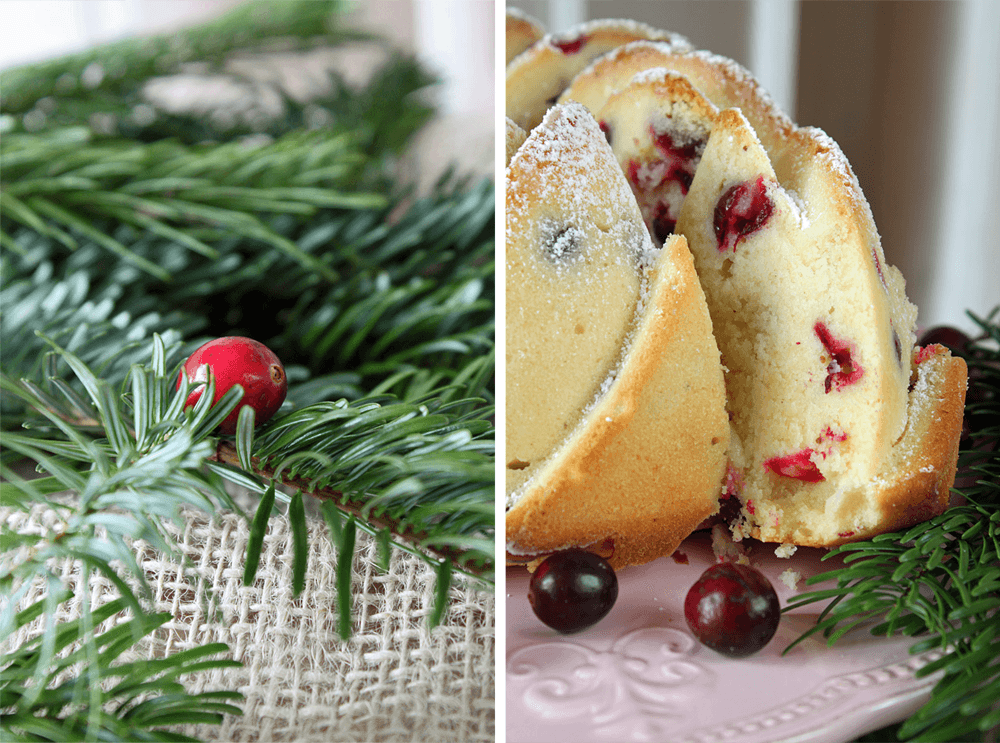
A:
[1,502,495,742]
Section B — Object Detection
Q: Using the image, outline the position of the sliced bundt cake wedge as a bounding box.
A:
[505,101,729,569]
[506,20,691,132]
[676,108,967,547]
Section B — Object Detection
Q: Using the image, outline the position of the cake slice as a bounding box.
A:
[676,108,967,546]
[594,68,720,246]
[505,101,729,568]
[506,20,691,132]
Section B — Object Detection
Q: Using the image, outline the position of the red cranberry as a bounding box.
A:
[528,549,618,633]
[598,120,613,145]
[684,563,780,657]
[764,448,824,483]
[551,34,589,55]
[814,322,864,393]
[652,201,677,243]
[178,337,287,434]
[713,176,774,252]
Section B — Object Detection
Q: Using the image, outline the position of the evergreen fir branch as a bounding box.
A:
[2,178,495,414]
[1,594,242,742]
[2,49,437,157]
[1,126,387,280]
[784,307,1000,741]
[0,340,250,741]
[4,324,493,590]
[0,0,358,116]
[208,391,494,578]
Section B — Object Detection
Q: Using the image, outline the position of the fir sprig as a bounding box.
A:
[1,178,496,419]
[1,335,249,742]
[1,595,242,742]
[1,126,386,280]
[1,326,493,736]
[0,0,358,116]
[785,308,1000,741]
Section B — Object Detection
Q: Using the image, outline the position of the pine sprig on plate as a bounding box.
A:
[785,308,1000,741]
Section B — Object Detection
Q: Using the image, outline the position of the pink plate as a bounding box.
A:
[506,532,941,743]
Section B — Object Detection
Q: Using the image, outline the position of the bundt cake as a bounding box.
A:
[506,20,967,558]
[505,8,545,66]
[505,101,729,569]
[506,20,692,132]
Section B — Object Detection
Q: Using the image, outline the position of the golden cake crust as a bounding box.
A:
[505,117,527,167]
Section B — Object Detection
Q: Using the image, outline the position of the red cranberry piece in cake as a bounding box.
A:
[652,201,677,243]
[598,120,613,145]
[914,345,941,365]
[713,176,774,252]
[814,322,864,393]
[871,246,888,291]
[552,34,589,55]
[764,449,825,483]
[625,128,704,243]
[650,128,700,193]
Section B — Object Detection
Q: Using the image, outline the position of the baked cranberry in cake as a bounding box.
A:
[624,127,705,244]
[552,34,589,55]
[651,201,677,243]
[598,120,613,144]
[764,449,824,483]
[814,322,864,392]
[713,176,774,252]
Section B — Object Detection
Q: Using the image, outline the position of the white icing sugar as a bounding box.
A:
[550,18,689,48]
[784,188,811,230]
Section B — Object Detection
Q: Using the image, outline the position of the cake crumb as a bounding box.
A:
[779,568,801,591]
[775,543,797,559]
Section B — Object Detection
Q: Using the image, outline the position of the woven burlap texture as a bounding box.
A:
[1,502,495,742]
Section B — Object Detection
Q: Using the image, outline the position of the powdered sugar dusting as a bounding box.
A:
[507,101,654,272]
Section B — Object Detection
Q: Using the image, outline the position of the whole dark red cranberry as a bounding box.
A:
[177,337,287,434]
[684,563,780,657]
[528,549,618,633]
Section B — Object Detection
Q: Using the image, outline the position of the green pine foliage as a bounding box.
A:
[786,309,1000,742]
[0,0,361,117]
[1,3,493,740]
